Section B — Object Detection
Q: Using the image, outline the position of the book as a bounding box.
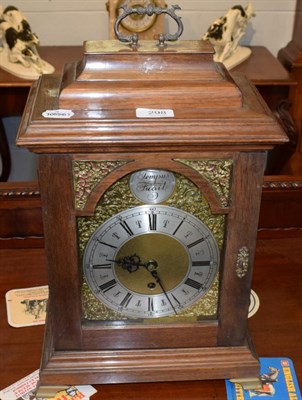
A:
[226,357,301,399]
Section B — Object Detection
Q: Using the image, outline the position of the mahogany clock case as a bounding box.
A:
[16,40,287,386]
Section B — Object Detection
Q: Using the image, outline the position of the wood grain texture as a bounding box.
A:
[38,155,82,350]
[13,40,287,387]
[278,0,302,174]
[1,236,301,398]
[0,182,43,248]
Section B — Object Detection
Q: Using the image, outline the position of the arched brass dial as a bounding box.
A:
[83,205,219,318]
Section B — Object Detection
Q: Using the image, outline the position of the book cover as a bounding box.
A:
[226,357,301,399]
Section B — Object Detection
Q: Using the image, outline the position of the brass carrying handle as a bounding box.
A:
[114,3,183,48]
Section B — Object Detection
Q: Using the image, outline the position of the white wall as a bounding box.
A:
[0,0,297,56]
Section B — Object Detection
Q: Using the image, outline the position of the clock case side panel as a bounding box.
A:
[218,151,267,346]
[38,154,83,350]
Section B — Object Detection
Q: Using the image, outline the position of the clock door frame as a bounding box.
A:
[38,149,264,385]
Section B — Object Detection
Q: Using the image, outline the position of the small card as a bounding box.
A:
[136,108,175,118]
[46,386,97,400]
[5,286,49,328]
[42,110,74,119]
[226,357,302,399]
[0,370,97,400]
[0,369,39,400]
[248,289,260,318]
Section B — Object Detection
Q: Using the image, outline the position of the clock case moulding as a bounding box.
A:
[16,39,287,389]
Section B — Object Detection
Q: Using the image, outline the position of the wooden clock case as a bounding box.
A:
[17,39,287,389]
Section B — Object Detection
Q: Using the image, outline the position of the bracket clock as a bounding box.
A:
[107,0,166,39]
[17,5,287,395]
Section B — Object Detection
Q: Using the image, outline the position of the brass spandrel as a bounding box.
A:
[73,160,130,210]
[175,159,233,208]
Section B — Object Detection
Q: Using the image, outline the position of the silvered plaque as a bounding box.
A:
[130,169,176,203]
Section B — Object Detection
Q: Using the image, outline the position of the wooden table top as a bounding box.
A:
[234,46,295,86]
[1,235,301,399]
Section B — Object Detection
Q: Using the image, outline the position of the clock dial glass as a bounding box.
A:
[83,205,219,318]
[118,0,158,33]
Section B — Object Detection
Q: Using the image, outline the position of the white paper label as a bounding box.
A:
[0,369,97,400]
[136,108,174,118]
[42,109,74,119]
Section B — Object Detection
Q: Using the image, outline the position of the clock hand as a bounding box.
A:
[145,262,178,315]
[109,255,178,315]
[107,254,143,273]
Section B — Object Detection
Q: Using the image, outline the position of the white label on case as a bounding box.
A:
[136,108,175,118]
[42,109,74,119]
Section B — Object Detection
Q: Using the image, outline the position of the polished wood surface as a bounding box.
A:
[0,45,293,113]
[1,43,298,191]
[235,46,293,85]
[0,44,301,243]
[0,46,83,181]
[0,45,292,86]
[0,39,300,398]
[278,0,302,174]
[0,182,43,249]
[0,47,82,116]
[1,235,301,398]
[15,39,286,386]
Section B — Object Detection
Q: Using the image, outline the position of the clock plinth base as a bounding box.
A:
[38,322,259,388]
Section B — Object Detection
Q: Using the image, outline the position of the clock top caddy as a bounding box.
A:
[17,8,287,393]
